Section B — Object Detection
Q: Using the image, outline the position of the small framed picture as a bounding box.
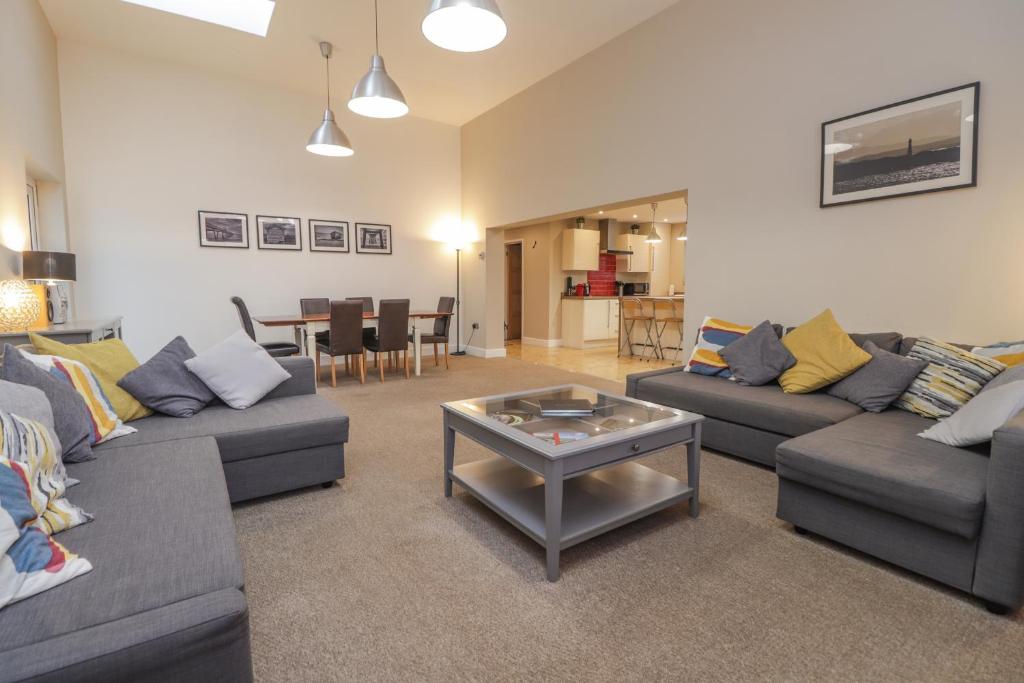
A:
[355,223,392,255]
[256,215,302,251]
[309,219,350,253]
[198,210,248,248]
[821,82,979,207]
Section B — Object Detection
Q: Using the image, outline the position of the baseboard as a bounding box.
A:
[520,337,562,348]
[465,346,507,359]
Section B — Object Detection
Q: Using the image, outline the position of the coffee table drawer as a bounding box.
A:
[562,423,697,477]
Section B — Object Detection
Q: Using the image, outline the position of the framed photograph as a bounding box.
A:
[355,223,392,255]
[309,219,350,253]
[256,215,302,251]
[198,210,248,248]
[821,82,979,208]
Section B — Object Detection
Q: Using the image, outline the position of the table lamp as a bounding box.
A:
[22,251,76,324]
[0,280,42,332]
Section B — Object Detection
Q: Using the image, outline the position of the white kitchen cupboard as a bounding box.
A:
[561,229,600,271]
[615,234,652,272]
[562,298,620,348]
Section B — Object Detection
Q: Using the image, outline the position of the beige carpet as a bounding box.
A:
[232,355,1024,682]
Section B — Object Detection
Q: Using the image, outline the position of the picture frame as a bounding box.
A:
[820,82,979,208]
[355,223,392,255]
[198,210,249,248]
[309,219,350,253]
[256,215,302,251]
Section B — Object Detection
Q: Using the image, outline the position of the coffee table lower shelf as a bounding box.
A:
[450,457,693,551]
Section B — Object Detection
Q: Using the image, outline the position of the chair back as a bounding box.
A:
[328,300,364,355]
[346,296,374,314]
[377,299,410,352]
[300,298,330,316]
[434,296,455,337]
[230,296,256,339]
[623,297,652,319]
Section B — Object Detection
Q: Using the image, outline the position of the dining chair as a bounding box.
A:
[230,296,301,358]
[315,300,365,386]
[363,299,410,381]
[300,297,330,347]
[409,296,454,369]
[346,296,376,345]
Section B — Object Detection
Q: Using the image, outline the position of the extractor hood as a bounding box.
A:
[599,218,633,255]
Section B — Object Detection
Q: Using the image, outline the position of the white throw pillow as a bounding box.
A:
[184,331,290,410]
[919,380,1024,447]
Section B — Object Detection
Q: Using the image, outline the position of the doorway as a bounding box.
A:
[505,242,522,342]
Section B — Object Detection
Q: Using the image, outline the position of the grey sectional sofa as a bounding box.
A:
[0,356,348,682]
[627,333,1024,614]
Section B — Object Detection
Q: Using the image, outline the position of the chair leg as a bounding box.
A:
[379,357,385,382]
[405,350,410,379]
[314,351,321,385]
[444,342,449,369]
[433,343,439,366]
[330,356,337,387]
[345,355,350,376]
[359,354,366,384]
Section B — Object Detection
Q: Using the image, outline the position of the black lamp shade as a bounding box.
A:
[22,251,76,282]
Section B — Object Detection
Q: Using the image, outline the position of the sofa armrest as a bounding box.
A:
[625,365,688,398]
[973,409,1024,609]
[263,356,316,400]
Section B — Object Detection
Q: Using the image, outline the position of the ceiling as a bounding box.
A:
[585,197,687,224]
[39,0,679,126]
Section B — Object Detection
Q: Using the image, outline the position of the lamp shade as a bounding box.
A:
[0,280,41,331]
[22,251,76,282]
[306,109,354,157]
[422,0,507,52]
[349,55,409,119]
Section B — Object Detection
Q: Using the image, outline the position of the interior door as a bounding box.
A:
[505,243,522,341]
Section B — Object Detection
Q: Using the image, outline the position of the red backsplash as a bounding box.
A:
[587,253,617,296]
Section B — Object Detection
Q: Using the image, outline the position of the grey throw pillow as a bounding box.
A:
[980,363,1024,395]
[1,344,93,462]
[118,336,216,418]
[0,379,62,455]
[827,340,927,412]
[919,380,1024,446]
[719,320,797,386]
[184,331,290,410]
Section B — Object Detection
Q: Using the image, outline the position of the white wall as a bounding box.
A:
[462,0,1024,351]
[0,0,68,276]
[58,41,462,359]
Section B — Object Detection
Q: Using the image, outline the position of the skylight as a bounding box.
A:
[121,0,276,37]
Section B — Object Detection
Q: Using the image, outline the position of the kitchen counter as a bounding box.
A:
[562,294,684,300]
[561,295,620,300]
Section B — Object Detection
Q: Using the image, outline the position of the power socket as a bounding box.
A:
[472,322,480,329]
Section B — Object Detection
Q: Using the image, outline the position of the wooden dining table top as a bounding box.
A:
[254,311,451,327]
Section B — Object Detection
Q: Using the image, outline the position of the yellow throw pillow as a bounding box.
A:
[30,334,152,422]
[778,309,871,394]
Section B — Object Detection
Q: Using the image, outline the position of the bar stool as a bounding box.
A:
[658,298,685,364]
[619,297,657,361]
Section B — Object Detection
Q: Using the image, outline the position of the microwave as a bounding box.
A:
[622,282,649,296]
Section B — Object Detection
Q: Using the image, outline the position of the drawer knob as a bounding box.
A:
[631,443,640,452]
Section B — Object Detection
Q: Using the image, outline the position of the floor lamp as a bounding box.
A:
[451,247,466,356]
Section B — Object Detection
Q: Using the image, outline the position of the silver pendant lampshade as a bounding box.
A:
[349,0,409,119]
[306,42,354,157]
[422,0,507,53]
[645,203,663,244]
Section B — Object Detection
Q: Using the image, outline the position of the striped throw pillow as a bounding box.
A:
[18,350,136,445]
[684,316,754,379]
[895,338,1006,419]
[972,340,1024,368]
[0,457,92,610]
[0,410,92,535]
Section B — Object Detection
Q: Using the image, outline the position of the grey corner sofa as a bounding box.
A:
[627,333,1024,615]
[0,356,349,683]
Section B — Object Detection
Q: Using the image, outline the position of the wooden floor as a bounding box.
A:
[504,340,677,383]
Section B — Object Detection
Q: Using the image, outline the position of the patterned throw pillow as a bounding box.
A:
[0,410,92,535]
[0,458,92,610]
[972,340,1024,368]
[895,338,1006,419]
[18,350,136,444]
[684,317,754,379]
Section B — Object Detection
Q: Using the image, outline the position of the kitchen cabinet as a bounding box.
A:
[615,234,651,272]
[562,298,620,348]
[561,229,599,271]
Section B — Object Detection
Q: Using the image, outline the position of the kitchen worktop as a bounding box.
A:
[561,294,684,300]
[561,295,620,300]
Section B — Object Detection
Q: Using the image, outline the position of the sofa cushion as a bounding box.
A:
[849,332,902,354]
[0,437,243,652]
[94,395,349,463]
[779,309,871,394]
[633,370,862,437]
[776,410,988,538]
[184,331,290,410]
[117,336,215,418]
[826,340,928,413]
[895,337,1005,419]
[718,320,795,386]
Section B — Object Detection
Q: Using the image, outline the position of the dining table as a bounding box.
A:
[253,310,452,377]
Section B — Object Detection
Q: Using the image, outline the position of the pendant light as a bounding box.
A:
[422,0,507,53]
[349,0,409,119]
[645,203,663,243]
[307,42,354,157]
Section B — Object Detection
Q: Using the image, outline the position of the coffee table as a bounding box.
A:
[442,384,703,581]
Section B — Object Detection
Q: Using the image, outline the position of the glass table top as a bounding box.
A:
[444,384,699,455]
